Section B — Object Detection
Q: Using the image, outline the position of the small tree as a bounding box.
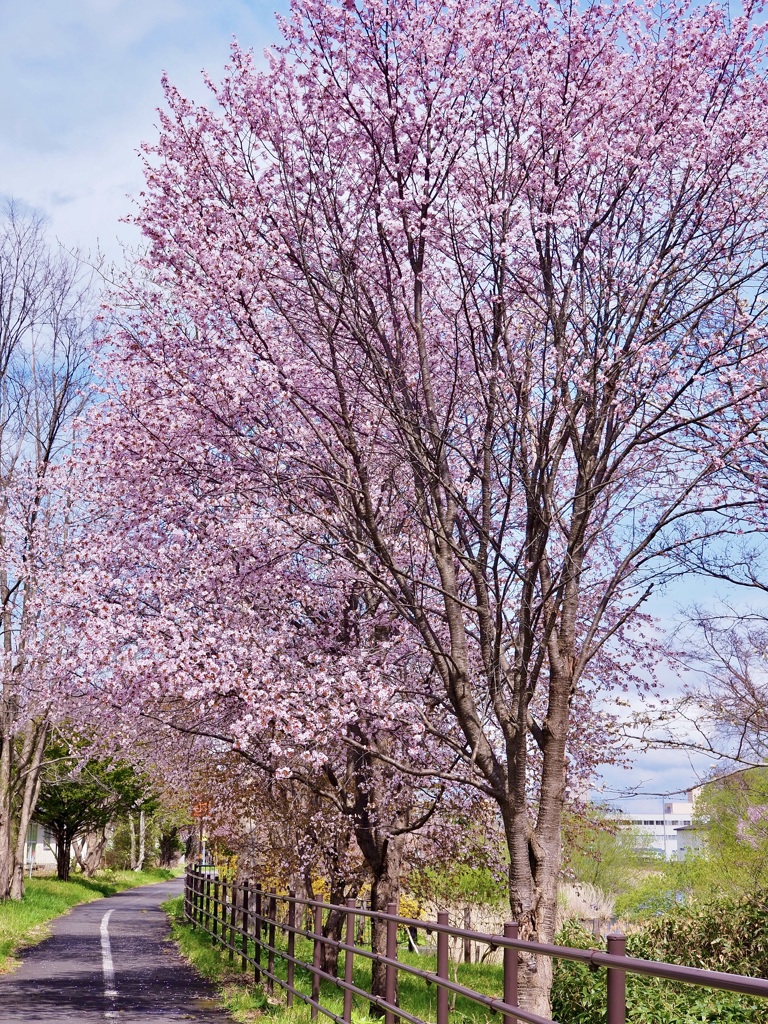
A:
[565,807,654,900]
[35,743,150,881]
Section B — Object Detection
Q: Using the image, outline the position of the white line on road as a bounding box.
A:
[100,909,118,1017]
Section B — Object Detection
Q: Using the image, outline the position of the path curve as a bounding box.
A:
[0,877,233,1022]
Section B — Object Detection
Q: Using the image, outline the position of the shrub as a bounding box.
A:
[551,919,768,1024]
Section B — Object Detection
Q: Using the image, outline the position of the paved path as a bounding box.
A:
[0,877,233,1022]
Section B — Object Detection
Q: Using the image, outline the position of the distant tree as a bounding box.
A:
[693,767,768,893]
[564,806,655,898]
[155,806,189,868]
[35,742,151,881]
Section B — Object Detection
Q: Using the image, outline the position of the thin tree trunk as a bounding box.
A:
[84,828,109,877]
[158,825,179,867]
[134,809,146,871]
[320,879,355,978]
[9,720,47,899]
[0,727,14,899]
[0,654,15,900]
[129,811,137,870]
[73,837,87,874]
[55,831,71,882]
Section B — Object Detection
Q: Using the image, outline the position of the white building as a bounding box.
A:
[614,796,694,860]
[24,822,58,873]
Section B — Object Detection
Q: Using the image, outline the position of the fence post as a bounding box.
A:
[311,903,323,1020]
[254,883,263,985]
[503,923,519,1024]
[198,868,207,925]
[343,897,356,1024]
[607,933,627,1024]
[385,902,398,1024]
[229,883,238,964]
[186,868,193,925]
[241,880,250,971]
[268,895,277,993]
[221,880,228,952]
[204,872,212,931]
[287,890,296,1007]
[437,911,449,1024]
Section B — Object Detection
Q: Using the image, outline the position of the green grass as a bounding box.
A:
[162,894,504,1024]
[0,867,179,970]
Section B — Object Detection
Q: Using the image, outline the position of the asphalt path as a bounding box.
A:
[0,877,233,1022]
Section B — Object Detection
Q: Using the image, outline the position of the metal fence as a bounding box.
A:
[184,865,768,1024]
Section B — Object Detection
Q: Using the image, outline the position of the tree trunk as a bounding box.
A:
[129,811,137,869]
[134,809,146,871]
[159,826,179,867]
[0,723,15,900]
[320,879,354,978]
[81,828,108,877]
[184,830,199,863]
[0,714,48,901]
[368,839,401,1012]
[56,832,72,882]
[73,838,87,873]
[9,720,48,898]
[495,671,570,1020]
[0,656,17,900]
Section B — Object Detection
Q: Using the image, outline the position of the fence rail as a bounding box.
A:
[183,866,768,1024]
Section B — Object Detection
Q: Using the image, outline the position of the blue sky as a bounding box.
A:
[1,0,287,261]
[2,0,735,815]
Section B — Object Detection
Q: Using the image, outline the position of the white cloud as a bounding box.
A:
[2,0,285,259]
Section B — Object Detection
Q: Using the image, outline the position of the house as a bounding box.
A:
[23,822,58,873]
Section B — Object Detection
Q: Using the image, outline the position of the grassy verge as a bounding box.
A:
[162,894,503,1024]
[0,867,179,971]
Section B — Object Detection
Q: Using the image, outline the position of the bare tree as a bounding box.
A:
[637,611,768,772]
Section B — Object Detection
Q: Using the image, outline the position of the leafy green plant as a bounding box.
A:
[631,890,768,979]
[613,874,683,920]
[551,920,768,1024]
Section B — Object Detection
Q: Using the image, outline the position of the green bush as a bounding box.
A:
[632,890,768,978]
[551,919,768,1024]
[612,874,682,920]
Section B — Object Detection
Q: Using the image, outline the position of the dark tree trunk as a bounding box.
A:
[159,826,180,867]
[320,903,346,978]
[320,876,360,978]
[55,832,72,882]
[184,831,199,863]
[369,840,401,1011]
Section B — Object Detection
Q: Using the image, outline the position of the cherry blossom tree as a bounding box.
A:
[0,201,95,900]
[63,0,768,1012]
